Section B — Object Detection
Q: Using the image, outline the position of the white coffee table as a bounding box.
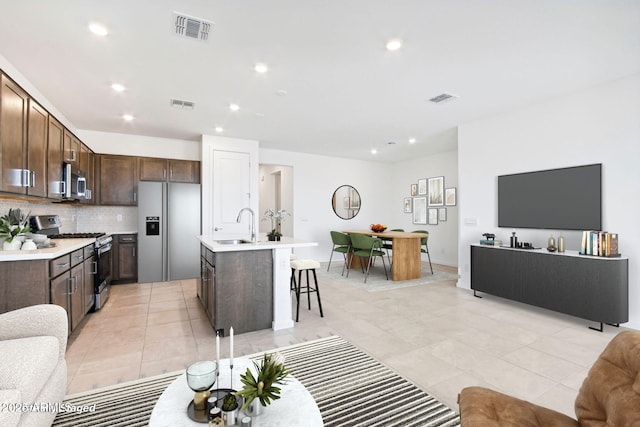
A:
[149,358,323,426]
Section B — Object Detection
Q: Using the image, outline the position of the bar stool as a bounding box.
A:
[290,253,298,297]
[290,259,324,322]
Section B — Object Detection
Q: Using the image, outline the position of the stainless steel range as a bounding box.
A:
[30,215,113,310]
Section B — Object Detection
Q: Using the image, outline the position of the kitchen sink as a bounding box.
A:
[215,239,254,245]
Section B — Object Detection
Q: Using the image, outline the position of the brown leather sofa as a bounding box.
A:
[458,330,640,426]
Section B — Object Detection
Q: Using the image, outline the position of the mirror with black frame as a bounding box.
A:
[332,185,361,220]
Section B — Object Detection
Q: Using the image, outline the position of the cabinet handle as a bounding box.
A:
[70,149,77,162]
[31,171,36,188]
[214,227,223,231]
[132,247,136,257]
[163,169,167,179]
[133,191,137,202]
[170,168,173,180]
[21,169,31,187]
[57,262,70,268]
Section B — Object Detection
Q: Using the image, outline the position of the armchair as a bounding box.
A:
[0,304,68,427]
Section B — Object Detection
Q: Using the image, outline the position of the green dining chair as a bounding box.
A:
[412,230,433,274]
[380,229,404,265]
[347,233,388,283]
[327,231,352,276]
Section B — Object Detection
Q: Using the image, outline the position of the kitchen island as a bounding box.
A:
[196,235,317,335]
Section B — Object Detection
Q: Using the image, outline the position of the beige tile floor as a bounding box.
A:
[66,262,627,418]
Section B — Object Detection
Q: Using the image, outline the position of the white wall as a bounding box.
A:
[78,130,200,160]
[458,73,640,330]
[258,164,294,237]
[390,147,459,267]
[259,149,394,260]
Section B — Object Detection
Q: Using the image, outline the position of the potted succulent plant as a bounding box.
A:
[220,392,240,425]
[236,352,289,416]
[0,208,31,250]
[262,209,290,241]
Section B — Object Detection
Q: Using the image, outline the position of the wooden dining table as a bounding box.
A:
[342,230,426,281]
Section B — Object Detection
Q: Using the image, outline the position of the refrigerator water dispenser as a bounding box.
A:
[146,216,160,235]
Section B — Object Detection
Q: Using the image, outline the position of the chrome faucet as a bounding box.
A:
[236,208,256,243]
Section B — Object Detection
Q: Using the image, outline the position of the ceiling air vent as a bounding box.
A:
[428,93,458,104]
[170,99,195,109]
[173,12,213,41]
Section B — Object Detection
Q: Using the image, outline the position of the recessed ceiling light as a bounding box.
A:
[254,63,268,73]
[122,114,134,121]
[229,103,240,112]
[111,83,125,92]
[89,23,109,37]
[215,126,224,133]
[371,149,378,155]
[409,137,416,144]
[385,38,402,51]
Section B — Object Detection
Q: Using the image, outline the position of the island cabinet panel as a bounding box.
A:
[198,245,273,336]
[0,260,49,314]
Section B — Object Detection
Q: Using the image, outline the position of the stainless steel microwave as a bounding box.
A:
[62,163,87,200]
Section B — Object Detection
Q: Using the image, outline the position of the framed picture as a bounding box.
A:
[445,187,457,206]
[417,178,427,195]
[412,197,427,224]
[410,184,417,196]
[428,176,444,206]
[438,207,447,221]
[428,208,439,225]
[403,197,413,213]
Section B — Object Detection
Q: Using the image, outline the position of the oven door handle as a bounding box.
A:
[98,243,112,256]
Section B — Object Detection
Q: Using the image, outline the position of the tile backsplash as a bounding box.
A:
[0,199,138,233]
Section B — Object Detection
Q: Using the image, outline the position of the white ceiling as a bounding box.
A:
[1,1,639,163]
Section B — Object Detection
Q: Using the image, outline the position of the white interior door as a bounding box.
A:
[212,150,251,239]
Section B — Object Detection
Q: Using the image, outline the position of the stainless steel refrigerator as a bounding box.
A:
[137,181,201,283]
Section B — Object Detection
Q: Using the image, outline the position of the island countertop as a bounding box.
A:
[197,234,317,253]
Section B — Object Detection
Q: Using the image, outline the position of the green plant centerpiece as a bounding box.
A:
[262,209,290,241]
[0,208,31,248]
[237,352,289,411]
[222,392,239,411]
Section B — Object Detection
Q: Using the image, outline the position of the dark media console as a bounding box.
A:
[471,244,628,331]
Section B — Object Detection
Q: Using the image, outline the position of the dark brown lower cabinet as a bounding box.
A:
[112,234,138,283]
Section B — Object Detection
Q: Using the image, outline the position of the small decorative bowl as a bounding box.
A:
[370,225,387,232]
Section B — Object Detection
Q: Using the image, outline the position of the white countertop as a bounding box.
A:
[471,243,628,260]
[197,234,317,253]
[0,238,96,262]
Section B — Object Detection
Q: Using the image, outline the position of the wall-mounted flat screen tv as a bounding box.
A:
[498,163,602,230]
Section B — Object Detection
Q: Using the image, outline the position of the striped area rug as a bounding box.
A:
[53,336,460,426]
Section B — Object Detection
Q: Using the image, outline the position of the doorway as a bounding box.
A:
[259,164,293,237]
